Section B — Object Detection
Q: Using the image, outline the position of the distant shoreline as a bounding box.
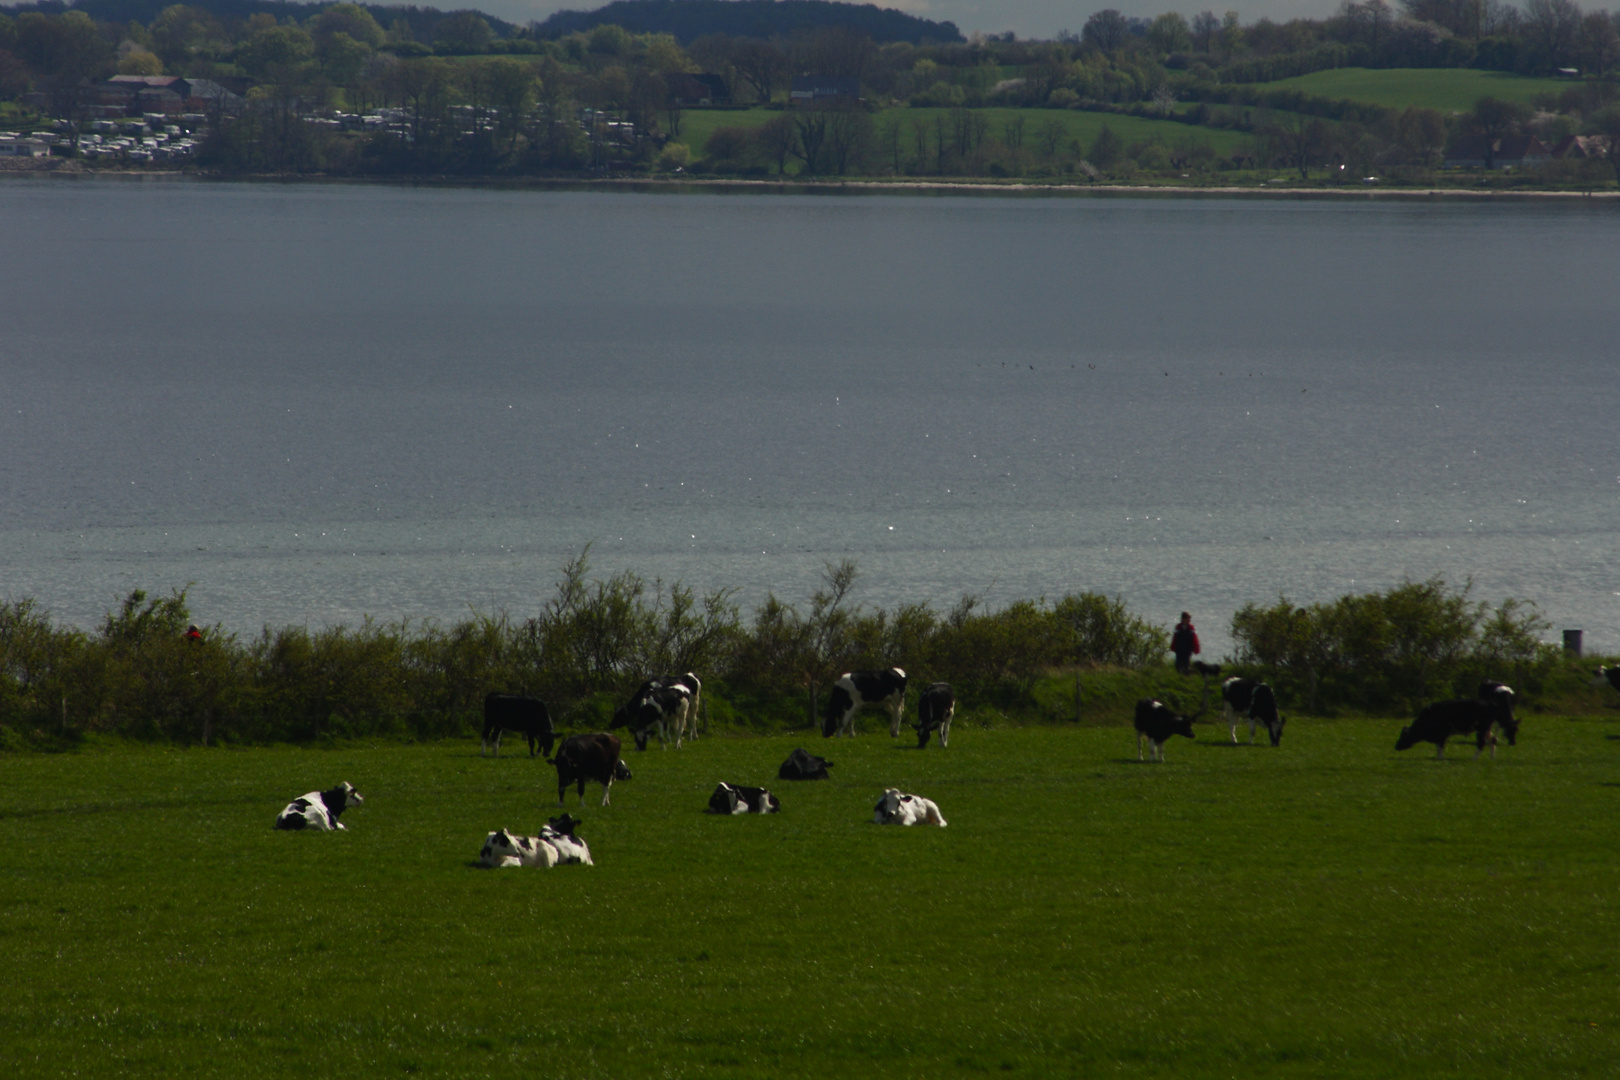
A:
[8,162,1620,201]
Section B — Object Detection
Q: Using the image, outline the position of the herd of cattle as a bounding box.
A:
[271,663,1620,861]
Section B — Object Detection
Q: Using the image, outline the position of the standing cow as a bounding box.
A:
[913,682,955,748]
[482,692,556,758]
[1134,699,1196,762]
[823,668,907,738]
[549,733,633,806]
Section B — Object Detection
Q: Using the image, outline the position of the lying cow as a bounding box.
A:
[275,782,363,831]
[1134,699,1196,762]
[1222,677,1285,746]
[706,782,781,814]
[913,682,955,749]
[872,788,947,827]
[823,667,907,738]
[1396,681,1518,760]
[479,814,593,868]
[777,747,833,781]
[481,692,556,758]
[549,733,632,806]
[612,683,692,751]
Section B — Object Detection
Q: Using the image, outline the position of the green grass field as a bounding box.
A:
[672,106,1248,163]
[3,716,1616,1078]
[1247,67,1578,113]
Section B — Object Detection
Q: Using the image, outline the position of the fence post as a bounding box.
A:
[1074,670,1082,723]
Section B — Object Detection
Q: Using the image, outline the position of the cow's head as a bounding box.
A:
[325,782,363,811]
[873,788,903,823]
[1395,725,1420,751]
[1266,715,1285,746]
[613,759,633,782]
[547,814,582,837]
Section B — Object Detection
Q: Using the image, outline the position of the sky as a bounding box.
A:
[477,0,1350,41]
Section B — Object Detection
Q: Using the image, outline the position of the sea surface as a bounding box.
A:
[3,178,1618,657]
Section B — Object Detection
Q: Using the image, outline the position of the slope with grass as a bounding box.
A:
[1246,67,1577,113]
[3,716,1616,1078]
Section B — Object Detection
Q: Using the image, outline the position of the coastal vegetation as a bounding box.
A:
[4,0,1620,187]
[0,550,1594,752]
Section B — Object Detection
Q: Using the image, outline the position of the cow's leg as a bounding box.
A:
[1137,731,1145,761]
[889,696,903,739]
[527,732,537,758]
[1435,740,1446,761]
[1225,704,1238,744]
[1249,717,1258,745]
[940,709,951,748]
[558,781,568,807]
[494,730,503,757]
[673,700,689,749]
[600,779,612,807]
[577,779,587,806]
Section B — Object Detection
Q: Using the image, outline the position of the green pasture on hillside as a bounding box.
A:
[673,106,1248,164]
[1247,67,1578,113]
[2,717,1616,1078]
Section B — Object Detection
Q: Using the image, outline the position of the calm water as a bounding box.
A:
[3,178,1618,656]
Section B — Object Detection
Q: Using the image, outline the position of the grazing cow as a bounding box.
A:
[1222,678,1285,746]
[823,667,907,738]
[777,748,833,781]
[872,788,947,827]
[706,782,781,815]
[549,733,632,806]
[479,814,592,868]
[481,692,556,758]
[1396,682,1518,760]
[1134,699,1196,762]
[613,684,693,751]
[275,782,363,831]
[913,682,955,749]
[1591,666,1620,697]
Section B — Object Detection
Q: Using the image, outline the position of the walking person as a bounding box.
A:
[1171,612,1200,675]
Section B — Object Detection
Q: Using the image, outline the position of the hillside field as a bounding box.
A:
[1247,67,1578,113]
[2,714,1616,1078]
[673,106,1249,164]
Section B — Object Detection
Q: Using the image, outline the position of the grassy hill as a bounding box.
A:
[1245,67,1577,113]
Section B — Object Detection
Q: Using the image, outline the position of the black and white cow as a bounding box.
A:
[479,814,593,868]
[275,782,363,831]
[913,682,955,749]
[613,673,701,749]
[822,667,907,738]
[1134,699,1196,762]
[872,788,947,827]
[1396,682,1518,760]
[777,748,833,781]
[1591,666,1620,697]
[706,782,781,814]
[613,684,693,751]
[481,692,556,758]
[549,733,632,806]
[1221,678,1285,746]
[539,813,593,864]
[480,827,559,868]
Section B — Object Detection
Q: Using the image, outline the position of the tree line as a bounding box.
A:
[0,549,1562,750]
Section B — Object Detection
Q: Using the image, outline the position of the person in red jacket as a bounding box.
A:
[1171,612,1199,675]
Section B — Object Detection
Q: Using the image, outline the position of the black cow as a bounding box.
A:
[823,667,907,738]
[548,733,632,806]
[1592,666,1620,697]
[1396,682,1518,760]
[1222,677,1285,746]
[1134,699,1196,762]
[777,748,833,781]
[482,693,556,758]
[706,782,781,814]
[913,682,955,749]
